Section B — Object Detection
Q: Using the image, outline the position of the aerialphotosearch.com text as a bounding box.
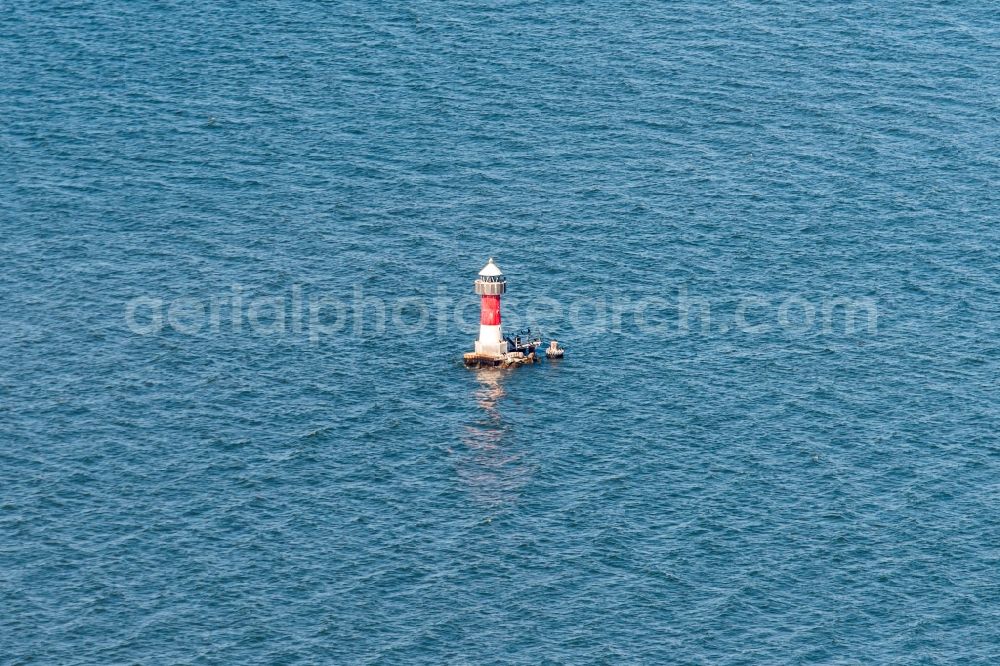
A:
[123,285,878,342]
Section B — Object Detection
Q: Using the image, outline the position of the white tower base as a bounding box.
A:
[475,324,506,356]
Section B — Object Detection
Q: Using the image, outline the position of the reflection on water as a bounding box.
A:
[473,368,506,417]
[456,369,533,508]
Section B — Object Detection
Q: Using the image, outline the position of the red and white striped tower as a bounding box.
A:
[474,258,507,356]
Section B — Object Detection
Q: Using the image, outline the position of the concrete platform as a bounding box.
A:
[463,351,539,368]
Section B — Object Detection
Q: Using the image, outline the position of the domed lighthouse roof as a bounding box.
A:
[479,257,504,277]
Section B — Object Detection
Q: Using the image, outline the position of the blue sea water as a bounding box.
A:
[2,0,999,662]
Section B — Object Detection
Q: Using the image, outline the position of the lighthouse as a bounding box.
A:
[464,258,543,368]
[474,257,507,356]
